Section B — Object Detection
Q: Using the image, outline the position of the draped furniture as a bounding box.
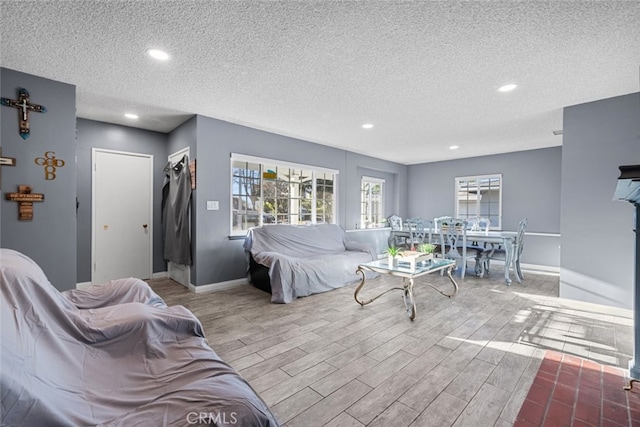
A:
[0,248,279,426]
[244,224,377,303]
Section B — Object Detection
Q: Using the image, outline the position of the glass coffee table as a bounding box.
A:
[354,258,458,321]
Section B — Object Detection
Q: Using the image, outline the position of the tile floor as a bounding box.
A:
[148,267,635,426]
[515,350,640,427]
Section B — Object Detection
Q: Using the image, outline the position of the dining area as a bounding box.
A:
[386,215,528,285]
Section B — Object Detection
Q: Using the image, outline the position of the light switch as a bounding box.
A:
[207,201,219,210]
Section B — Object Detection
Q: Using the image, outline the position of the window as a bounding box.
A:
[231,154,337,235]
[360,176,385,228]
[455,174,502,229]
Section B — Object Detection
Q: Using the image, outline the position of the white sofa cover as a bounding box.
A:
[244,224,377,303]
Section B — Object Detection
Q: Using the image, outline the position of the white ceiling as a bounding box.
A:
[1,1,639,165]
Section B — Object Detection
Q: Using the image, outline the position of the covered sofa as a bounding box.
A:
[0,248,279,426]
[244,224,377,303]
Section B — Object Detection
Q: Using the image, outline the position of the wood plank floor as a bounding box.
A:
[147,269,633,427]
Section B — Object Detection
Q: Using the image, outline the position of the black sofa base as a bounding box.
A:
[249,256,272,294]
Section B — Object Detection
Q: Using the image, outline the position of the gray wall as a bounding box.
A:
[189,115,408,286]
[406,147,563,268]
[8,68,636,312]
[561,92,640,309]
[1,68,77,290]
[347,153,409,229]
[74,113,407,288]
[75,118,169,283]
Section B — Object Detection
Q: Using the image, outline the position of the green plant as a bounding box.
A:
[385,246,401,257]
[417,243,435,254]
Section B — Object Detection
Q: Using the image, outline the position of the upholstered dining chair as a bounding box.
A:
[476,218,528,281]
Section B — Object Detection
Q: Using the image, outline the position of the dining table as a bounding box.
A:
[389,228,520,285]
[466,230,519,284]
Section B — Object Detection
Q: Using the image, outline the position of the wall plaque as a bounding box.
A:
[0,147,16,189]
[5,185,45,221]
[35,151,65,180]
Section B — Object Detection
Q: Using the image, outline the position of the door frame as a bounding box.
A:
[91,148,154,284]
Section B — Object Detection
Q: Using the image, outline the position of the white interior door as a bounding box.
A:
[93,149,153,284]
[167,147,191,288]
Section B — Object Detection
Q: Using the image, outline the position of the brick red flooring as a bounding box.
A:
[515,351,640,426]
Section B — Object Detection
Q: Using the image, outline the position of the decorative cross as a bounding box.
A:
[5,185,45,221]
[0,147,16,189]
[1,88,47,139]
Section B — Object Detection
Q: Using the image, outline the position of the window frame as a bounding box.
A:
[454,174,502,229]
[230,153,338,236]
[360,175,385,229]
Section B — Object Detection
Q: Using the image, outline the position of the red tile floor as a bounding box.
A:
[515,350,640,426]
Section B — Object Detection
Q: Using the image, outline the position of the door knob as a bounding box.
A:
[143,224,148,229]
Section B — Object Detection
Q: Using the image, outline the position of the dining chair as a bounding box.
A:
[434,217,479,279]
[466,217,490,274]
[477,218,528,280]
[406,218,433,250]
[387,214,406,248]
[432,215,451,256]
[467,217,490,232]
[387,214,403,231]
[403,217,422,249]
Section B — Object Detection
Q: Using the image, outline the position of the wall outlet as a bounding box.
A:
[206,201,219,211]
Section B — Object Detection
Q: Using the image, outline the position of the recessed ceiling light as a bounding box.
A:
[498,83,518,92]
[146,48,169,61]
[362,124,374,129]
[449,145,459,150]
[124,113,139,120]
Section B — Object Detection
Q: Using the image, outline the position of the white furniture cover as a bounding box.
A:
[244,224,377,303]
[0,248,279,426]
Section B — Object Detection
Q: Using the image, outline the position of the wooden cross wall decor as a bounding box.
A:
[1,88,47,139]
[5,185,45,221]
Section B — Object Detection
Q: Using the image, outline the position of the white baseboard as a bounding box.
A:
[78,274,247,294]
[78,272,168,289]
[480,259,559,276]
[520,262,560,276]
[189,278,249,294]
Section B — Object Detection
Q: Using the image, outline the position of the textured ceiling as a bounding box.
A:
[1,1,639,165]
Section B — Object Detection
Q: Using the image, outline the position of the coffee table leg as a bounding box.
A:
[354,267,368,306]
[403,278,416,321]
[354,267,405,307]
[444,265,459,297]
